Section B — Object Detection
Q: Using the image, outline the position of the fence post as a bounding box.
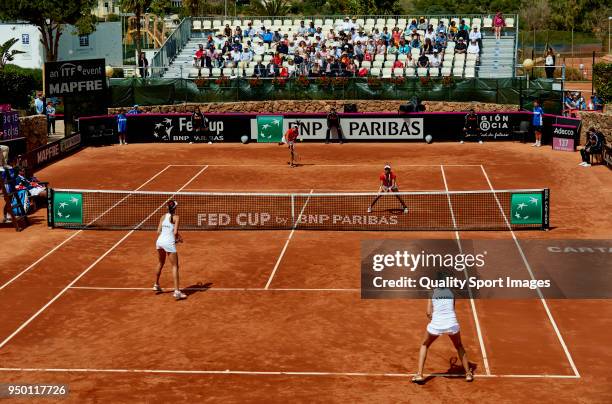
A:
[591,51,595,94]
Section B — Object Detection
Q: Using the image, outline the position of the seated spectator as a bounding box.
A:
[354,41,365,62]
[455,37,467,54]
[422,38,434,55]
[408,19,418,31]
[214,33,225,48]
[366,39,376,55]
[410,34,421,49]
[272,52,282,65]
[243,22,254,38]
[341,16,354,32]
[358,66,368,77]
[277,41,289,55]
[376,40,386,55]
[417,18,428,30]
[391,27,403,46]
[457,27,469,43]
[273,30,281,42]
[233,26,242,42]
[263,29,273,44]
[469,27,482,53]
[363,50,373,62]
[224,24,232,37]
[387,42,398,56]
[330,57,342,76]
[381,27,391,45]
[252,41,265,56]
[591,93,604,110]
[393,59,404,69]
[398,39,410,55]
[405,53,415,67]
[577,95,587,110]
[459,19,469,32]
[310,63,321,77]
[493,11,505,40]
[417,53,429,68]
[435,32,447,52]
[308,22,316,36]
[448,21,458,40]
[372,28,381,42]
[266,61,279,77]
[579,128,603,167]
[429,49,441,67]
[194,44,206,67]
[297,20,307,36]
[279,65,289,78]
[327,29,336,41]
[437,21,447,34]
[564,94,576,111]
[127,104,141,114]
[425,27,436,42]
[467,39,480,56]
[288,41,297,54]
[253,60,266,77]
[344,60,356,77]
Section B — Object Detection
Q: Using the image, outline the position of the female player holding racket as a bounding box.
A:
[154,200,186,300]
[284,125,300,167]
[368,163,409,213]
[412,280,473,384]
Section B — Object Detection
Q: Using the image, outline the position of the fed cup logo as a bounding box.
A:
[153,118,174,141]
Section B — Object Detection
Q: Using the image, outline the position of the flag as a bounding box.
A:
[54,192,83,224]
[510,193,542,225]
[257,115,283,143]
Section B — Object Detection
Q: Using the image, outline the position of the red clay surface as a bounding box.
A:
[0,143,610,402]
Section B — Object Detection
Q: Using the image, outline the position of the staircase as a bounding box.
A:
[163,39,202,78]
[478,34,516,78]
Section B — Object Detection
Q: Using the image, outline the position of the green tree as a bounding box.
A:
[0,38,25,70]
[120,0,153,59]
[249,0,291,16]
[0,0,96,62]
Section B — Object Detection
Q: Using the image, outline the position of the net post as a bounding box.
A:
[291,194,295,227]
[47,188,54,228]
[542,188,550,230]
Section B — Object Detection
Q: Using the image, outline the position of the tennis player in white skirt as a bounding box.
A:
[154,200,186,300]
[412,286,474,383]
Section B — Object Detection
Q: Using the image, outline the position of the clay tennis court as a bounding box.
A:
[0,142,610,402]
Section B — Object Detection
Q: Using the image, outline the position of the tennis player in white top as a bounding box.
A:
[412,283,473,383]
[154,200,186,300]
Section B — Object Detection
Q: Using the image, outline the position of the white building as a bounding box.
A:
[0,22,122,69]
[93,0,121,19]
[0,23,45,69]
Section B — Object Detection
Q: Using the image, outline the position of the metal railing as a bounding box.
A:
[150,17,192,78]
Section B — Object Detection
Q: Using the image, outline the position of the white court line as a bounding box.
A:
[440,165,491,376]
[0,166,209,351]
[69,286,361,292]
[0,367,580,379]
[171,164,482,167]
[479,165,580,378]
[264,190,313,290]
[182,188,443,193]
[0,165,173,291]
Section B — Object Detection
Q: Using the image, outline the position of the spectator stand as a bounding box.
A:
[158,14,519,81]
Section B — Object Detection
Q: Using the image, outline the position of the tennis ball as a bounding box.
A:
[299,138,303,142]
[208,141,212,144]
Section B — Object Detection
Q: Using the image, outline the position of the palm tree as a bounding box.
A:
[249,0,291,16]
[120,0,152,61]
[0,38,25,70]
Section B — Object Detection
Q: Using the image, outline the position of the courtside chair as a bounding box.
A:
[483,18,492,28]
[472,18,481,27]
[192,20,201,31]
[370,67,381,77]
[393,67,404,77]
[506,18,515,28]
[417,67,428,77]
[232,19,241,26]
[372,60,384,68]
[382,68,393,78]
[464,18,471,26]
[245,67,255,76]
[429,18,438,27]
[211,68,222,77]
[384,60,395,68]
[202,20,212,30]
[212,20,221,28]
[405,67,416,76]
[253,19,262,27]
[314,19,323,26]
[397,54,408,62]
[464,66,476,78]
[366,18,375,26]
[441,67,452,76]
[398,18,407,26]
[453,67,464,77]
[361,61,372,69]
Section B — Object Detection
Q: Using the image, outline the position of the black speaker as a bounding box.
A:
[343,103,358,113]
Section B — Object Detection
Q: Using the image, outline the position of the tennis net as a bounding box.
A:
[47,188,549,231]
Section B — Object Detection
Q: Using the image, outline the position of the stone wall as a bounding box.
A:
[576,111,612,145]
[19,115,47,151]
[109,100,518,115]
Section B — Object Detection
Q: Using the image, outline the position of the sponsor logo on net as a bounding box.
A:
[196,213,400,227]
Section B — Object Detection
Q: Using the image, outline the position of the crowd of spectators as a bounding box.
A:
[192,16,485,78]
[564,91,604,113]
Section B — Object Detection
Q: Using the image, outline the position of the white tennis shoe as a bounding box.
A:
[174,290,187,300]
[367,207,372,213]
[153,284,162,292]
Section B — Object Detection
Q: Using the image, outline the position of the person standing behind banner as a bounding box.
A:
[138,52,149,78]
[461,109,482,144]
[34,93,44,115]
[192,107,209,142]
[46,101,56,135]
[325,107,344,144]
[116,109,127,145]
[544,48,556,79]
[531,100,544,147]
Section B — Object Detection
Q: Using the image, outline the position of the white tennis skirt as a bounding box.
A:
[427,323,460,336]
[156,241,176,253]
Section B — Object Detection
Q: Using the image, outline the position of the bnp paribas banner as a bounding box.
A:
[256,115,284,142]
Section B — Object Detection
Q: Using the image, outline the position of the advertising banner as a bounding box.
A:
[1,111,21,140]
[45,59,107,97]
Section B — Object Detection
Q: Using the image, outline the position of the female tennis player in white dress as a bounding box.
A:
[412,286,473,383]
[154,200,186,300]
